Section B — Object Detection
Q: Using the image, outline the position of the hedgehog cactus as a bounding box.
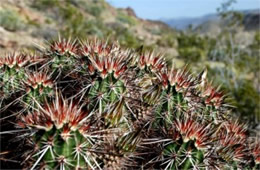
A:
[0,38,259,170]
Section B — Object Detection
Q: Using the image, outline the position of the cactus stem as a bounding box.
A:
[31,145,51,170]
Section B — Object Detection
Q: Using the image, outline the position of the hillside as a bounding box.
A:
[0,0,177,57]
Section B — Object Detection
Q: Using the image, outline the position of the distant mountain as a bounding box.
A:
[162,9,260,32]
[242,9,260,31]
[161,14,219,30]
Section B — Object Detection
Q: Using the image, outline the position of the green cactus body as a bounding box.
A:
[36,129,92,169]
[1,59,26,94]
[0,38,259,170]
[163,141,204,170]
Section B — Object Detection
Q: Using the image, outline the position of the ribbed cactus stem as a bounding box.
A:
[36,128,91,169]
[163,140,204,170]
[1,38,259,169]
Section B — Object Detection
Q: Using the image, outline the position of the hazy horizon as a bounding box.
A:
[108,0,260,20]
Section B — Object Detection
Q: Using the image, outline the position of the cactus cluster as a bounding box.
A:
[0,38,259,170]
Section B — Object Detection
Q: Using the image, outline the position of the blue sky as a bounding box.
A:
[108,0,260,19]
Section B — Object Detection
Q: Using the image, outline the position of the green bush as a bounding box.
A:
[117,12,137,26]
[156,33,177,47]
[177,33,209,62]
[31,0,59,10]
[85,4,102,17]
[115,27,141,48]
[0,9,26,31]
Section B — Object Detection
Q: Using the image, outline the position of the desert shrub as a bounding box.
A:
[84,3,103,17]
[156,33,177,47]
[31,0,59,10]
[177,32,209,62]
[117,12,137,26]
[0,9,26,31]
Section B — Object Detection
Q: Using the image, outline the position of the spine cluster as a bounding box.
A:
[0,38,259,170]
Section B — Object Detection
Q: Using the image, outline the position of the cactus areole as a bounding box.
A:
[0,38,259,170]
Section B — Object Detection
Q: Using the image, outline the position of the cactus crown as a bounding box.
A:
[0,38,259,170]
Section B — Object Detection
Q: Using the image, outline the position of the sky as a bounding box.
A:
[108,0,260,19]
